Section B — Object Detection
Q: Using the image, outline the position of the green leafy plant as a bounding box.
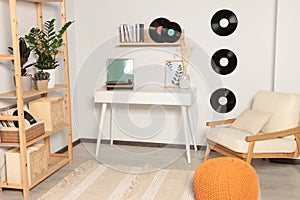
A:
[25,18,73,70]
[33,70,50,81]
[8,37,35,76]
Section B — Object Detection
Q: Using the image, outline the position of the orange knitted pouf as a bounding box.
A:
[194,157,259,200]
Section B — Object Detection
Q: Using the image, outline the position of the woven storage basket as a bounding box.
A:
[0,121,45,143]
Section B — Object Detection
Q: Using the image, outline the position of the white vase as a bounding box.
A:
[14,75,33,91]
[179,70,190,89]
[43,68,57,88]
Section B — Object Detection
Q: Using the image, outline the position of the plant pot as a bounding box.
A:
[43,69,57,88]
[35,80,48,90]
[14,75,33,91]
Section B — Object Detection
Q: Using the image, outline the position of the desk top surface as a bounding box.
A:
[94,87,195,106]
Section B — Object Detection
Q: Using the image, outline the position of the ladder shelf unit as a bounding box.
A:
[0,0,73,197]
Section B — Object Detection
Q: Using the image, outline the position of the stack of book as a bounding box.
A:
[120,24,144,43]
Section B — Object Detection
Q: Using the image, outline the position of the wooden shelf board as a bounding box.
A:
[0,115,18,121]
[22,0,62,3]
[0,123,68,147]
[27,122,68,146]
[29,156,69,189]
[119,42,182,47]
[0,155,67,190]
[0,54,14,60]
[0,182,23,189]
[119,29,184,47]
[0,84,66,99]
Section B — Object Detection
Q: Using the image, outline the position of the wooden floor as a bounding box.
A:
[0,142,300,200]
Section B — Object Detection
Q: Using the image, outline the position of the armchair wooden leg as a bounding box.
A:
[204,144,211,161]
[246,142,255,164]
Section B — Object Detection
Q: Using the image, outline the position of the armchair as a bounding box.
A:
[205,91,300,163]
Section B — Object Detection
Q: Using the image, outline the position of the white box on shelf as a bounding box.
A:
[5,143,48,186]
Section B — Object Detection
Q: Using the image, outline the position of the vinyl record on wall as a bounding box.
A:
[211,9,238,36]
[211,49,237,75]
[149,17,182,43]
[210,88,236,113]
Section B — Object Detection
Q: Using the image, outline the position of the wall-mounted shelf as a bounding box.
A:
[119,29,184,47]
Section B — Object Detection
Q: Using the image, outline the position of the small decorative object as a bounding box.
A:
[106,58,134,90]
[164,60,183,87]
[33,70,50,90]
[176,41,195,89]
[8,37,35,91]
[25,19,73,88]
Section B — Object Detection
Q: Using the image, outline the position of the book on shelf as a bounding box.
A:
[120,23,144,43]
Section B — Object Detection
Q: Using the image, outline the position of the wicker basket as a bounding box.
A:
[0,121,45,143]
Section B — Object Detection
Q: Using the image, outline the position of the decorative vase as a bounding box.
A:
[43,68,57,88]
[35,80,48,90]
[179,69,190,89]
[14,75,33,91]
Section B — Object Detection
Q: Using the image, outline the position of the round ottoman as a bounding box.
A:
[194,157,259,200]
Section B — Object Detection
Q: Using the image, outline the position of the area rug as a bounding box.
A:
[38,160,196,200]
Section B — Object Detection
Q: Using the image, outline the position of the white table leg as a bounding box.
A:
[187,107,197,151]
[181,106,191,164]
[95,103,107,157]
[110,105,114,145]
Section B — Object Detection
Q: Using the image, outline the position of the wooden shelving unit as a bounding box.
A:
[119,29,185,47]
[0,0,73,197]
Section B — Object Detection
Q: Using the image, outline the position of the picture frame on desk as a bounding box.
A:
[164,60,183,87]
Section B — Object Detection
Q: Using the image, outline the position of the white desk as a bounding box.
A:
[94,87,197,163]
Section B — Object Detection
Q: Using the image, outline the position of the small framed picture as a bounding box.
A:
[164,60,184,87]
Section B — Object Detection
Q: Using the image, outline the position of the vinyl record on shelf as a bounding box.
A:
[149,17,171,43]
[12,110,37,128]
[211,9,238,36]
[149,17,182,43]
[165,22,182,43]
[210,88,236,113]
[211,49,237,75]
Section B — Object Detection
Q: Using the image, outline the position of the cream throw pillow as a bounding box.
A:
[230,109,272,135]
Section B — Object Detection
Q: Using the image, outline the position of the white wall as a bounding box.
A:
[72,0,276,145]
[274,0,300,93]
[1,0,298,150]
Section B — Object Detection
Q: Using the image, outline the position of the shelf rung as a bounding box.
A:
[0,54,14,60]
[22,0,63,3]
[0,115,18,121]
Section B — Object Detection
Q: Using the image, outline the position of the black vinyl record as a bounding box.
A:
[211,9,238,36]
[149,17,170,43]
[165,22,182,43]
[211,49,237,75]
[210,88,236,113]
[12,110,37,128]
[149,17,182,43]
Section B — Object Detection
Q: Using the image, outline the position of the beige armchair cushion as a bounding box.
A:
[207,127,297,154]
[252,91,300,133]
[230,109,272,135]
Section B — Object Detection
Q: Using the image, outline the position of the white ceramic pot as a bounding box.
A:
[14,75,33,91]
[43,68,57,88]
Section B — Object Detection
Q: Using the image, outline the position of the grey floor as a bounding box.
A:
[0,142,300,200]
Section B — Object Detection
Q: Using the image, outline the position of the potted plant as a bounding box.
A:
[33,70,50,90]
[8,37,35,91]
[25,18,73,88]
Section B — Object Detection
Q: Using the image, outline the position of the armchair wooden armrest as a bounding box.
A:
[206,118,236,127]
[245,126,300,142]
